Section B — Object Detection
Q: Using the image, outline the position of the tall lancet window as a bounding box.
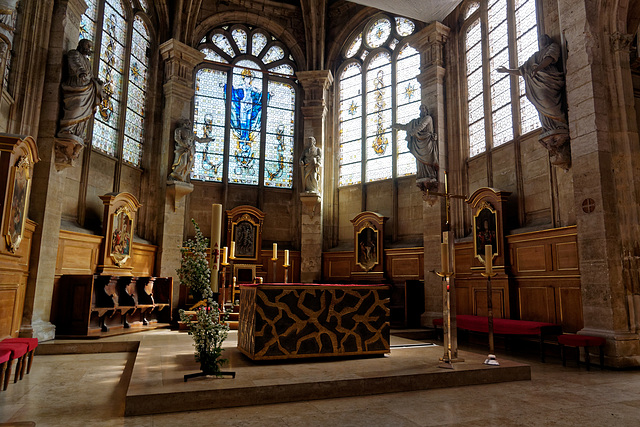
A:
[193,25,297,188]
[79,0,153,167]
[463,0,541,157]
[337,15,420,186]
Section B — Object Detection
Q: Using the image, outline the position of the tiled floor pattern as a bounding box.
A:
[1,329,640,426]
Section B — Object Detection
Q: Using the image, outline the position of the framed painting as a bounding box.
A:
[3,156,32,253]
[109,206,133,266]
[473,202,498,262]
[231,217,258,261]
[356,224,379,272]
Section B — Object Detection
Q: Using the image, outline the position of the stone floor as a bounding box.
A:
[1,329,640,426]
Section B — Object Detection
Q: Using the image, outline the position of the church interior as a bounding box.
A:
[2,0,640,423]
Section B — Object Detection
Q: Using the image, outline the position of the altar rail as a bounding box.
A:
[52,275,172,337]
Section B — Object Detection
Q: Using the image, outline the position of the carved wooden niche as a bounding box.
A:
[467,187,511,271]
[351,211,388,278]
[0,135,39,254]
[226,205,265,262]
[98,192,141,276]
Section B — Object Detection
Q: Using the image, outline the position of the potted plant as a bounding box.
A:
[178,219,233,379]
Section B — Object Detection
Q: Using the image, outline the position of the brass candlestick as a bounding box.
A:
[481,269,499,366]
[283,263,290,284]
[272,258,277,283]
[219,262,229,307]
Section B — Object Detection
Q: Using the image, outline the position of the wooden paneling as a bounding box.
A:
[324,252,352,280]
[558,286,583,332]
[518,285,555,323]
[56,230,102,275]
[0,288,17,337]
[131,242,157,276]
[474,289,505,318]
[515,245,547,272]
[323,247,424,283]
[555,242,579,271]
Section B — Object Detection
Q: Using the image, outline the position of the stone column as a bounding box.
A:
[24,0,86,341]
[296,70,333,283]
[157,40,204,310]
[411,22,451,330]
[559,4,640,367]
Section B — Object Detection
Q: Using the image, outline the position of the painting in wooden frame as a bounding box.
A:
[98,192,141,275]
[226,205,265,263]
[351,211,387,276]
[110,206,133,266]
[0,135,39,254]
[356,224,379,272]
[473,202,498,263]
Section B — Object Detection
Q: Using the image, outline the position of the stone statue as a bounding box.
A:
[169,119,210,182]
[392,104,439,193]
[497,34,571,169]
[300,136,321,193]
[56,39,105,170]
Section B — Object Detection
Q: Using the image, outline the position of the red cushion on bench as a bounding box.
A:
[2,338,38,352]
[557,334,605,347]
[0,349,10,364]
[0,343,28,360]
[433,315,559,335]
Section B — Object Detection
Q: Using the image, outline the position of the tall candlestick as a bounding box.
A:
[485,244,493,275]
[284,249,289,266]
[441,243,449,274]
[272,243,278,260]
[230,241,236,259]
[210,204,222,293]
[221,246,228,265]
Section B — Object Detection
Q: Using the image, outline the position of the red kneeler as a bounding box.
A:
[2,338,38,375]
[0,342,28,390]
[557,334,605,370]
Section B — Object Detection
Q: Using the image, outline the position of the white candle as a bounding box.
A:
[221,246,228,265]
[230,241,236,259]
[441,243,449,274]
[273,242,278,260]
[210,204,222,292]
[485,244,493,275]
[284,249,289,266]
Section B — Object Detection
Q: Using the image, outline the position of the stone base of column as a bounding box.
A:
[20,320,56,342]
[579,327,640,368]
[421,311,442,329]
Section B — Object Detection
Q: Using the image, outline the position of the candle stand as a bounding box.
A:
[482,269,499,365]
[283,263,290,284]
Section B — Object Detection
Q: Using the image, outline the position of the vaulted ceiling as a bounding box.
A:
[347,0,461,23]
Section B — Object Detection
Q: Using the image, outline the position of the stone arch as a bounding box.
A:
[192,11,305,71]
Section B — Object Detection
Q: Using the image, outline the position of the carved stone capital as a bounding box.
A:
[409,21,450,68]
[539,129,571,171]
[159,39,205,86]
[54,134,85,171]
[297,70,333,100]
[301,104,327,120]
[166,180,194,212]
[611,32,634,53]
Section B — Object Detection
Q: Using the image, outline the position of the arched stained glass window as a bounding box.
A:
[463,0,540,157]
[338,15,419,186]
[79,0,153,167]
[193,25,297,188]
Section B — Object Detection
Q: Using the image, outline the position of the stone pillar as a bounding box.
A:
[560,4,640,367]
[411,22,451,329]
[296,70,333,283]
[24,0,86,341]
[157,40,204,310]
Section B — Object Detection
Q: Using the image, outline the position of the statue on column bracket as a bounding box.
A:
[56,39,105,170]
[169,118,210,182]
[392,104,439,196]
[497,34,571,170]
[300,136,321,193]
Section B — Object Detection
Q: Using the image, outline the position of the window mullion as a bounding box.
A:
[506,0,521,138]
[480,1,493,154]
[114,12,134,192]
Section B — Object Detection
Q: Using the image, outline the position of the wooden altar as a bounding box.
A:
[237,283,390,360]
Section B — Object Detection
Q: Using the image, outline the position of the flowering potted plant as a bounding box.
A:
[177,220,232,379]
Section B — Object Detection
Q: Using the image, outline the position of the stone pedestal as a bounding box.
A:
[297,70,332,283]
[157,40,204,310]
[24,0,87,341]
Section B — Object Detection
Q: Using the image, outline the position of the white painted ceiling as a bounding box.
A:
[347,0,462,23]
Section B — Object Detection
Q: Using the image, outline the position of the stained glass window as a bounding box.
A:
[463,0,540,157]
[193,25,297,188]
[338,15,420,186]
[80,1,154,167]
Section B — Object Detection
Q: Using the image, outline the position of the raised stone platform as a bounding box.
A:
[39,329,531,416]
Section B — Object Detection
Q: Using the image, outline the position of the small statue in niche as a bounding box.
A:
[300,136,321,193]
[169,119,210,182]
[56,39,105,169]
[392,104,439,195]
[497,34,571,170]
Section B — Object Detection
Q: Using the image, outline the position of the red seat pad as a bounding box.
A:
[0,348,10,364]
[0,343,28,359]
[433,315,558,335]
[1,338,38,352]
[557,334,605,347]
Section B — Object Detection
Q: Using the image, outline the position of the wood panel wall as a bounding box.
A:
[0,220,35,338]
[453,226,582,332]
[323,247,424,283]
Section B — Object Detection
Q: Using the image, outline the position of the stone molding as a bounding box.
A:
[159,39,205,86]
[610,32,634,53]
[410,21,450,69]
[297,70,333,103]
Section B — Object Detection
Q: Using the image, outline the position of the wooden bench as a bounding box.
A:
[434,314,562,362]
[557,334,606,370]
